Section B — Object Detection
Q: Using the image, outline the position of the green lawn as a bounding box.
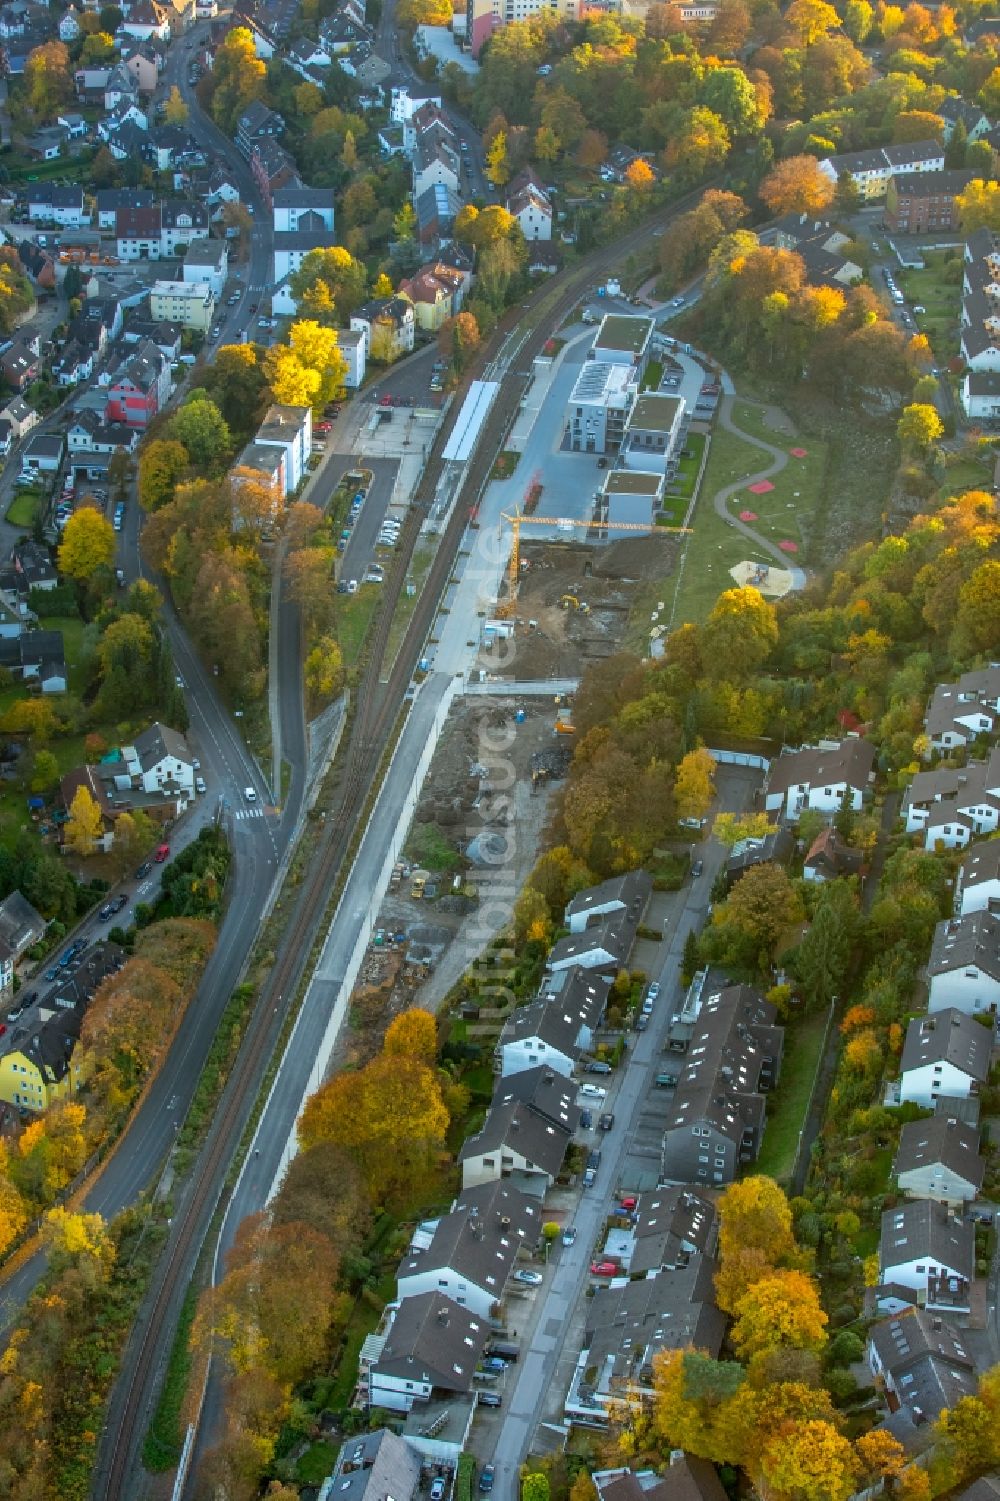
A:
[664,431,706,505]
[663,413,828,626]
[6,490,41,529]
[327,1301,383,1411]
[755,1010,829,1184]
[898,250,964,362]
[381,544,434,682]
[295,1442,339,1486]
[334,586,380,671]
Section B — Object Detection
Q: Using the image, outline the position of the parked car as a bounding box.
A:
[512,1268,542,1286]
[647,981,660,1000]
[579,1108,593,1129]
[590,1260,619,1277]
[480,1467,496,1493]
[586,1148,602,1170]
[586,1059,612,1074]
[599,1112,615,1131]
[691,858,704,877]
[195,776,207,793]
[478,1392,502,1408]
[580,1083,606,1098]
[110,894,128,914]
[430,1480,446,1501]
[153,843,170,863]
[562,1225,577,1246]
[583,1167,597,1187]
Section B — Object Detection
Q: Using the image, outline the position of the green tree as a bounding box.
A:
[700,67,764,134]
[209,27,265,134]
[289,245,368,325]
[30,749,58,794]
[168,395,232,469]
[24,40,72,121]
[793,881,858,1011]
[522,1476,550,1501]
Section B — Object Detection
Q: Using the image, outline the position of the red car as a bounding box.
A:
[619,1196,638,1212]
[590,1261,619,1277]
[379,393,393,406]
[316,421,332,433]
[154,843,170,863]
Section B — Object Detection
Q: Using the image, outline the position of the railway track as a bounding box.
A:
[99,189,705,1501]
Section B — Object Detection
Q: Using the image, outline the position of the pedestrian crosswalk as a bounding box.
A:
[233,806,267,820]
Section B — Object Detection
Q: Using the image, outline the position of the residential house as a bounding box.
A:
[285,35,331,78]
[317,1429,421,1501]
[567,360,638,455]
[74,65,113,99]
[894,1116,985,1206]
[507,169,552,241]
[66,410,137,456]
[389,84,442,123]
[961,371,1000,421]
[180,238,226,300]
[927,911,1000,1015]
[272,185,335,232]
[104,339,169,428]
[497,968,610,1077]
[235,99,284,159]
[593,1462,729,1501]
[351,297,415,364]
[897,1009,991,1109]
[592,313,654,376]
[149,278,214,331]
[763,738,876,822]
[603,469,662,528]
[273,228,336,287]
[115,203,162,260]
[924,666,1000,755]
[569,1260,725,1421]
[51,341,94,388]
[961,229,1000,377]
[902,749,1000,850]
[96,98,148,142]
[26,127,68,162]
[205,167,241,209]
[414,181,460,246]
[458,1095,572,1194]
[878,1199,975,1312]
[144,124,203,172]
[235,441,286,509]
[564,871,653,934]
[8,540,57,594]
[359,1292,489,1413]
[802,826,863,882]
[56,110,87,139]
[103,61,139,111]
[884,169,973,233]
[122,319,181,362]
[130,721,195,794]
[0,890,45,993]
[867,1308,978,1435]
[249,137,299,207]
[0,942,126,1110]
[938,97,991,143]
[723,827,794,890]
[123,41,161,92]
[770,213,863,286]
[26,185,87,226]
[395,1180,541,1316]
[120,0,171,39]
[404,99,456,157]
[546,910,639,975]
[337,326,367,389]
[255,403,312,493]
[412,133,460,201]
[956,842,1000,915]
[493,1065,581,1132]
[660,984,783,1186]
[59,724,195,835]
[397,267,458,332]
[59,6,82,39]
[0,628,67,693]
[0,341,39,392]
[818,139,945,199]
[95,188,154,232]
[160,201,210,256]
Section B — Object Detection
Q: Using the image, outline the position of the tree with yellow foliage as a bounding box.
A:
[730,1269,828,1362]
[384,1008,438,1066]
[674,747,716,820]
[0,1142,28,1256]
[713,812,777,849]
[57,505,116,580]
[12,1101,88,1204]
[64,783,104,857]
[715,1175,798,1311]
[514,886,553,946]
[759,1421,858,1501]
[42,1206,115,1279]
[625,158,656,190]
[854,1430,906,1483]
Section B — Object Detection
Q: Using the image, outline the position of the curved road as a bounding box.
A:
[712,395,808,587]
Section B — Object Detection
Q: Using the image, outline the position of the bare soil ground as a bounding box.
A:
[346,698,567,1036]
[487,536,679,680]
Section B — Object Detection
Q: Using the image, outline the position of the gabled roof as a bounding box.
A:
[900,1009,991,1081]
[132,720,190,769]
[326,1428,421,1501]
[880,1199,975,1278]
[595,1460,727,1501]
[894,1115,984,1191]
[500,968,610,1058]
[928,910,1000,984]
[564,871,652,924]
[804,826,863,877]
[766,738,876,796]
[458,1096,570,1178]
[398,1180,540,1295]
[374,1291,488,1393]
[493,1065,581,1134]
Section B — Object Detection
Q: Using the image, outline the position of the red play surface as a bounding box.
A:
[778,540,799,552]
[790,446,808,457]
[748,480,774,494]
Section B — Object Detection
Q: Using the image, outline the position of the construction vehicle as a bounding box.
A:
[389,861,405,891]
[554,719,576,735]
[559,595,591,615]
[410,868,430,899]
[496,510,690,618]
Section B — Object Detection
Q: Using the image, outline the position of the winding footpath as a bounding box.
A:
[711,394,808,589]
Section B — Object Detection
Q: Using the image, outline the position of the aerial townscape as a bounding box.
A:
[0,0,999,1495]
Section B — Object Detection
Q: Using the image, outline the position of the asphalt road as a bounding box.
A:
[0,21,303,1337]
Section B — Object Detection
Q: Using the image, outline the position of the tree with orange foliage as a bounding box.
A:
[625,158,655,190]
[730,1269,828,1361]
[759,155,835,216]
[759,1420,858,1501]
[298,1051,450,1203]
[855,1430,906,1483]
[839,1004,875,1033]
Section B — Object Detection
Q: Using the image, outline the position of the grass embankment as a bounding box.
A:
[6,489,42,529]
[380,545,435,681]
[755,1010,828,1183]
[897,248,963,364]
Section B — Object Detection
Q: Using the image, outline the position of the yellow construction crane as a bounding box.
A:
[496,509,690,617]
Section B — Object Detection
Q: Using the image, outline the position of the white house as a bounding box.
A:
[957,842,1000,915]
[897,1009,991,1109]
[902,750,1000,850]
[0,890,45,994]
[961,371,1000,420]
[496,969,610,1078]
[129,722,195,794]
[351,298,415,364]
[255,403,312,494]
[927,911,1000,1015]
[925,667,1000,754]
[273,229,336,288]
[507,171,552,241]
[894,1116,985,1206]
[395,1181,541,1317]
[564,872,652,934]
[182,238,228,298]
[149,279,215,332]
[867,1308,978,1422]
[362,1292,488,1414]
[389,85,442,123]
[763,738,876,822]
[878,1200,975,1311]
[272,185,335,233]
[26,185,87,227]
[458,1097,571,1195]
[337,326,367,389]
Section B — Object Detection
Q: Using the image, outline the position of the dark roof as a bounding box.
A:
[500,968,610,1058]
[629,1186,717,1276]
[880,1200,975,1279]
[596,1461,727,1501]
[398,1180,540,1294]
[766,738,876,796]
[882,140,944,166]
[494,1066,581,1134]
[900,1009,991,1082]
[727,828,795,881]
[116,203,160,239]
[928,911,1000,984]
[132,721,190,770]
[803,827,863,878]
[564,871,652,925]
[272,185,336,209]
[0,890,44,959]
[894,1116,985,1192]
[326,1429,421,1501]
[457,1096,571,1179]
[374,1291,489,1393]
[585,1257,726,1377]
[891,169,974,197]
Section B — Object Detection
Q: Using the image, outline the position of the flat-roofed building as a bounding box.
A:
[602,469,662,529]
